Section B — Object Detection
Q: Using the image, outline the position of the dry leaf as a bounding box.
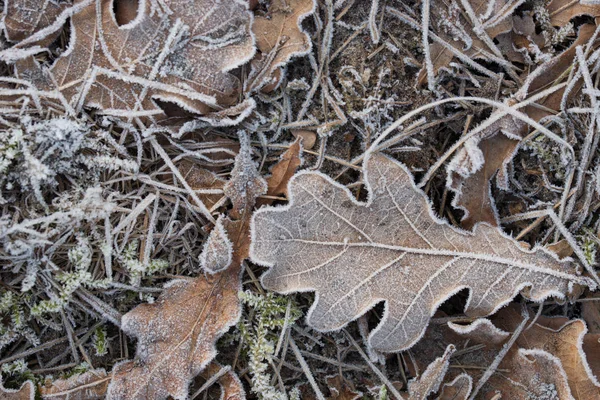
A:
[0,380,34,400]
[582,301,600,333]
[326,375,363,400]
[406,345,455,399]
[223,132,268,219]
[447,23,597,229]
[548,0,600,27]
[419,0,515,85]
[40,369,109,400]
[199,216,233,274]
[3,0,68,45]
[199,362,245,400]
[11,0,256,120]
[292,129,317,150]
[247,0,316,91]
[257,137,303,207]
[250,153,595,352]
[435,374,472,400]
[106,214,247,399]
[448,306,600,399]
[495,348,576,399]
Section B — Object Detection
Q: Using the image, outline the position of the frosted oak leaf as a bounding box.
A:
[12,0,256,121]
[250,153,596,352]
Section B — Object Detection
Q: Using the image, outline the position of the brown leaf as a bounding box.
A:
[0,380,34,400]
[325,375,362,400]
[435,374,472,400]
[257,137,303,207]
[247,0,316,91]
[292,129,317,150]
[548,0,600,27]
[407,345,455,400]
[223,132,267,219]
[448,306,600,399]
[493,348,575,399]
[39,369,109,400]
[582,301,600,334]
[199,362,245,400]
[3,0,68,45]
[11,0,255,120]
[447,23,597,229]
[250,153,594,352]
[106,212,249,399]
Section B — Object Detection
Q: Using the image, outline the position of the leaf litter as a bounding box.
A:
[2,0,600,399]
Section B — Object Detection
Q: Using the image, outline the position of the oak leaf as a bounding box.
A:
[443,305,600,399]
[247,0,316,91]
[106,219,246,399]
[250,153,595,352]
[11,0,256,120]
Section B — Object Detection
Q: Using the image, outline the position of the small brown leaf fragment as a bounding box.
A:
[199,362,245,400]
[548,0,600,28]
[40,369,109,400]
[250,153,595,353]
[548,239,575,259]
[407,345,455,400]
[326,375,363,400]
[448,126,521,229]
[582,301,600,333]
[223,132,267,219]
[292,129,317,150]
[447,318,510,345]
[0,380,34,400]
[257,137,303,207]
[248,0,316,91]
[435,374,472,400]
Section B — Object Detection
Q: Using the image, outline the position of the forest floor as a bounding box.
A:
[2,0,600,399]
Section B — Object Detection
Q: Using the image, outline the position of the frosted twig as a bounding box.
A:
[369,0,381,44]
[421,0,436,93]
[289,337,326,400]
[343,329,404,400]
